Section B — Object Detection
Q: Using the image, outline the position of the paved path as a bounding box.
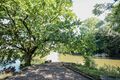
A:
[6,63,90,80]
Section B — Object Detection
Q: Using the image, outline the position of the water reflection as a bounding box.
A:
[0,59,20,72]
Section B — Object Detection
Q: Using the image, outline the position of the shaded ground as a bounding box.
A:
[6,63,90,80]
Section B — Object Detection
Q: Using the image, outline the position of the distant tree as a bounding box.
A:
[61,17,100,67]
[93,0,118,16]
[93,1,120,58]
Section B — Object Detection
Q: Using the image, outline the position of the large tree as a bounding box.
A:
[0,0,75,66]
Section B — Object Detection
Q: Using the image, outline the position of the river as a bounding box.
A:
[0,59,20,72]
[60,54,120,67]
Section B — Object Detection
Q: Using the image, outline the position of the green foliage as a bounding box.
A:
[93,1,120,58]
[79,17,100,55]
[0,0,76,66]
[106,2,120,33]
[62,17,99,54]
[99,65,120,77]
[71,63,120,80]
[104,1,120,57]
[61,17,101,67]
[83,55,96,68]
[95,26,120,57]
[93,3,113,16]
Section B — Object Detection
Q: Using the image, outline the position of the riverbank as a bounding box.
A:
[63,63,120,80]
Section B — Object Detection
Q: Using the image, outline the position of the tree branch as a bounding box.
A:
[19,15,36,41]
[3,6,15,26]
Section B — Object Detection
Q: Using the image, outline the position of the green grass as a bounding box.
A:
[60,54,120,79]
[70,63,120,80]
[31,55,46,64]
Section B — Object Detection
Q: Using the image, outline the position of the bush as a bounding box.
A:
[99,65,120,78]
[71,63,120,80]
[83,55,96,68]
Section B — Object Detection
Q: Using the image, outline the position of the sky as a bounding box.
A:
[72,0,114,20]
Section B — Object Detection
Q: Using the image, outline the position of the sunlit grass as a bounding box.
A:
[0,73,12,80]
[59,54,84,64]
[31,56,46,64]
[31,53,120,67]
[59,54,120,67]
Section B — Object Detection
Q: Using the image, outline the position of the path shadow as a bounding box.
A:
[6,63,89,80]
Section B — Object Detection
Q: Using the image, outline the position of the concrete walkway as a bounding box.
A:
[7,63,90,80]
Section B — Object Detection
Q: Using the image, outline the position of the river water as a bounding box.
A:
[0,59,20,72]
[0,51,59,72]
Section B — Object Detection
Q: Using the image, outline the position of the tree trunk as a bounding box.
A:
[24,53,32,66]
[24,46,37,66]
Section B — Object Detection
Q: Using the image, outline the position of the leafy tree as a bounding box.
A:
[93,0,118,16]
[79,17,100,67]
[106,1,120,33]
[93,1,120,58]
[0,0,76,66]
[105,1,120,57]
[61,17,100,67]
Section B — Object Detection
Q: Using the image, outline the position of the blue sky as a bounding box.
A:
[72,0,114,20]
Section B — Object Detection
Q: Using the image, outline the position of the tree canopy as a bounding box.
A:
[0,0,120,67]
[93,0,120,58]
[0,0,76,66]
